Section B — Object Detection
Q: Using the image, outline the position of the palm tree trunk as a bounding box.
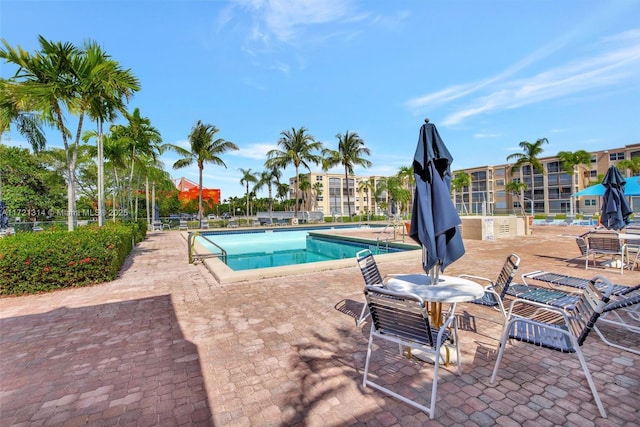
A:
[344,167,352,217]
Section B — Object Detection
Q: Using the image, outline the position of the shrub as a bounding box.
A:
[0,221,147,295]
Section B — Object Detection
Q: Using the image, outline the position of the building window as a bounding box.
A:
[585,199,597,206]
[496,179,505,186]
[609,152,625,161]
[316,175,323,181]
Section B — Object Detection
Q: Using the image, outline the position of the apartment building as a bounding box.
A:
[452,143,640,216]
[287,143,639,218]
[288,173,390,217]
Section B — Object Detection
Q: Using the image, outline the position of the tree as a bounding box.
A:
[0,78,46,152]
[0,37,139,230]
[557,149,592,216]
[505,180,529,216]
[358,177,376,218]
[0,145,66,223]
[254,167,281,223]
[322,130,371,217]
[617,157,640,176]
[170,121,238,220]
[451,171,471,214]
[239,168,257,220]
[397,166,415,215]
[265,127,323,216]
[506,138,548,215]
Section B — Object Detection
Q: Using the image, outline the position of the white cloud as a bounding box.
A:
[406,28,640,127]
[231,142,277,160]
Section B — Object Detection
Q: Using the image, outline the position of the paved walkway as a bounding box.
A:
[1,225,638,426]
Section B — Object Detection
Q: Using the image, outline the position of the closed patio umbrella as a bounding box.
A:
[409,119,465,281]
[600,166,632,230]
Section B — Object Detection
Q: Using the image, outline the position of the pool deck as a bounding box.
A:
[1,224,639,426]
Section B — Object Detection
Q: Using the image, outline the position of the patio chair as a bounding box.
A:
[458,253,520,319]
[200,219,209,229]
[565,234,588,263]
[490,275,616,418]
[561,215,575,226]
[179,219,188,230]
[355,249,390,326]
[541,214,555,225]
[362,285,461,419]
[585,230,624,274]
[152,220,163,231]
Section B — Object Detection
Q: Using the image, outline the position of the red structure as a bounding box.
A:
[174,177,220,205]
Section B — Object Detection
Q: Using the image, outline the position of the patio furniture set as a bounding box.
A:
[354,249,639,420]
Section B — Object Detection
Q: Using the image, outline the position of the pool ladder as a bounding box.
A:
[188,231,227,264]
[376,219,406,253]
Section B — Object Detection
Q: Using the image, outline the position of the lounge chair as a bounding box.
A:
[561,215,575,226]
[565,234,588,263]
[362,285,461,419]
[200,219,209,229]
[594,284,640,355]
[541,214,555,225]
[152,220,163,231]
[179,219,188,230]
[490,275,616,418]
[458,253,520,319]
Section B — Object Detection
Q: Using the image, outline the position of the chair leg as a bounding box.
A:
[489,319,512,384]
[356,304,370,327]
[574,345,607,418]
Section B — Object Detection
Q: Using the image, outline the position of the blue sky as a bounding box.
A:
[2,0,639,199]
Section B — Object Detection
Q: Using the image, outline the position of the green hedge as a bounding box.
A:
[0,221,147,295]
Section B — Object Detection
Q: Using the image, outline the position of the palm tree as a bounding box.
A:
[505,180,529,215]
[506,138,548,215]
[0,37,139,230]
[0,78,46,151]
[170,121,239,220]
[557,149,592,216]
[397,166,415,216]
[322,130,372,218]
[239,168,257,220]
[311,182,323,211]
[617,157,640,176]
[358,177,376,219]
[296,173,311,212]
[254,167,281,224]
[265,127,323,216]
[451,171,471,214]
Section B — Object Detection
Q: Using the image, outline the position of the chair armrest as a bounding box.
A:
[506,297,569,320]
[458,274,494,288]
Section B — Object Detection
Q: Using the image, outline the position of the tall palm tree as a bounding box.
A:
[239,168,257,220]
[265,127,322,216]
[557,149,592,216]
[170,121,239,220]
[0,37,139,230]
[322,130,372,218]
[506,138,548,215]
[254,167,281,223]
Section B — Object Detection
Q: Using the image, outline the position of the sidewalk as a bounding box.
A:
[1,225,638,426]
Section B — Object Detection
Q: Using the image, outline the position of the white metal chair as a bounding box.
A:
[355,249,399,326]
[459,253,520,319]
[594,284,640,355]
[362,285,461,419]
[585,230,624,274]
[179,219,189,230]
[490,275,615,418]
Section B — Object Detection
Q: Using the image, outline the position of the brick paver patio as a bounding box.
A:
[1,224,638,426]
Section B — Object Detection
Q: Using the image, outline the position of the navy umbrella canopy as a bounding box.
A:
[600,166,632,230]
[409,119,465,279]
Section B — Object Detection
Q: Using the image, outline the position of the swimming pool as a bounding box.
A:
[197,226,411,271]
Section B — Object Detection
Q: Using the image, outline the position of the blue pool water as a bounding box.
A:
[197,226,410,271]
